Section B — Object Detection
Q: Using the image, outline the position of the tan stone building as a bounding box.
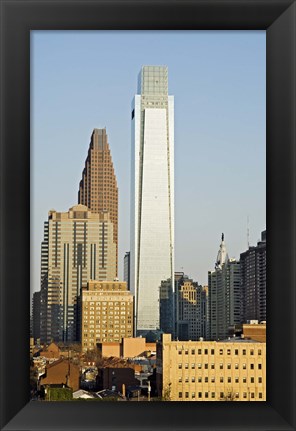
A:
[81,281,133,351]
[176,276,208,341]
[78,128,118,276]
[97,337,156,358]
[40,205,116,344]
[243,322,266,342]
[157,334,266,401]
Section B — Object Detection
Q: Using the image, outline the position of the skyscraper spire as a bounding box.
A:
[78,128,118,276]
[215,233,228,269]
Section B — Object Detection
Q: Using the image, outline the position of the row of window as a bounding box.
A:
[178,376,263,384]
[178,391,263,399]
[178,363,262,370]
[178,348,262,356]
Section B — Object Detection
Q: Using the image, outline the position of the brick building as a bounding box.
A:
[40,359,80,392]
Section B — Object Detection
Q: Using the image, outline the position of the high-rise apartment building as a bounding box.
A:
[156,333,266,401]
[240,230,266,322]
[208,234,241,340]
[78,128,118,276]
[130,66,174,337]
[81,280,133,351]
[40,204,116,344]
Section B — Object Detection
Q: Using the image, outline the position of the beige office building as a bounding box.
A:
[81,281,133,351]
[78,128,119,276]
[176,276,208,341]
[40,205,116,344]
[157,334,266,401]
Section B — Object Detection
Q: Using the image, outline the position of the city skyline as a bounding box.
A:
[31,31,266,296]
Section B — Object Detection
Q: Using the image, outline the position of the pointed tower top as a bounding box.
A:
[215,233,229,269]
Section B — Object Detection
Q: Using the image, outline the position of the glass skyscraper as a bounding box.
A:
[130,66,174,336]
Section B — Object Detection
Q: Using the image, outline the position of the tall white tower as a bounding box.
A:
[130,66,174,337]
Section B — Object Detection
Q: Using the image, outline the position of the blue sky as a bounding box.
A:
[31,30,266,294]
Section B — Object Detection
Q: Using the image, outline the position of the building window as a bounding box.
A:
[243,364,246,369]
[227,349,231,355]
[227,377,231,383]
[220,363,223,370]
[198,349,202,354]
[251,377,254,383]
[250,364,254,370]
[235,393,239,399]
[192,392,195,399]
[235,363,239,369]
[198,363,202,369]
[185,392,189,399]
[220,392,224,399]
[243,349,246,355]
[211,392,215,398]
[179,392,182,398]
[185,350,188,355]
[205,364,208,369]
[227,364,231,370]
[219,349,223,355]
[185,377,189,383]
[205,392,208,398]
[243,392,247,399]
[192,377,195,383]
[211,349,215,355]
[258,349,262,355]
[198,392,202,398]
[235,377,239,383]
[220,377,224,383]
[191,349,195,355]
[235,349,239,355]
[243,377,247,383]
[185,363,189,369]
[178,377,182,383]
[259,393,263,399]
[198,377,202,383]
[211,364,215,369]
[178,350,182,355]
[250,349,254,355]
[205,377,208,383]
[192,363,195,369]
[211,377,215,383]
[258,364,262,370]
[251,393,255,399]
[204,349,208,354]
[258,377,262,383]
[178,364,182,369]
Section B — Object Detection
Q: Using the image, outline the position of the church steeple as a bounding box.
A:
[215,233,229,269]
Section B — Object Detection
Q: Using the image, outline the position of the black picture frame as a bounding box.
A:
[1,0,295,430]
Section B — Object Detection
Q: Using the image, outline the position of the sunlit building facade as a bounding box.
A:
[78,128,119,276]
[157,334,266,401]
[81,281,133,351]
[130,66,174,336]
[40,204,116,343]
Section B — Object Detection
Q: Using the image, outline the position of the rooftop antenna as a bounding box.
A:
[247,215,250,249]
